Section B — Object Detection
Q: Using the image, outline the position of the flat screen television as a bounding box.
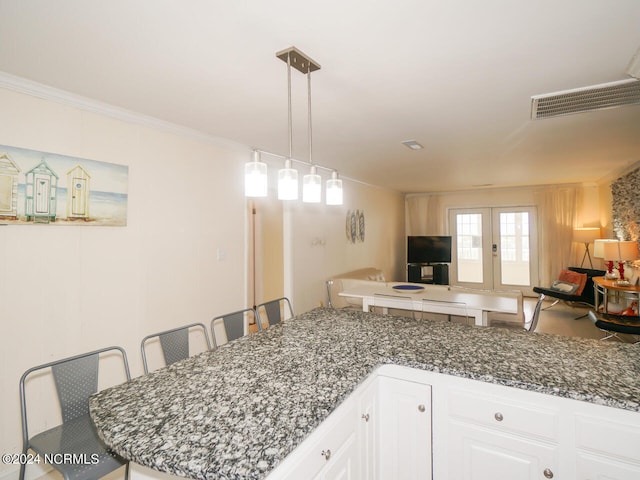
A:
[407,236,452,264]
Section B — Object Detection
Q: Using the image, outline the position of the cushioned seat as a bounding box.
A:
[533,267,606,307]
[587,310,640,343]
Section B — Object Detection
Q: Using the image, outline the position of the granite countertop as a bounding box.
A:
[89,307,640,480]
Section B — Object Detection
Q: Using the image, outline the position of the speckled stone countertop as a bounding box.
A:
[90,307,640,480]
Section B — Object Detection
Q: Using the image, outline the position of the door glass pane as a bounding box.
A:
[456,213,483,283]
[499,212,530,285]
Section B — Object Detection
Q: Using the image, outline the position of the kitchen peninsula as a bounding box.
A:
[90,308,640,480]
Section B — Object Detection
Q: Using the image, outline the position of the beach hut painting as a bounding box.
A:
[0,145,128,226]
[0,152,21,220]
[66,164,91,221]
[25,158,59,223]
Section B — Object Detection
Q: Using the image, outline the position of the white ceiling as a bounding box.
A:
[1,0,639,193]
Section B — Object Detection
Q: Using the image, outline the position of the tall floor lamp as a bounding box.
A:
[573,228,601,269]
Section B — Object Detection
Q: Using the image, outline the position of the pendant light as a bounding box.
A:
[247,47,345,204]
[326,170,343,205]
[303,165,322,203]
[245,150,267,197]
[278,50,298,200]
[302,57,321,203]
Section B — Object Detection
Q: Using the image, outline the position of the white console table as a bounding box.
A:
[339,283,520,326]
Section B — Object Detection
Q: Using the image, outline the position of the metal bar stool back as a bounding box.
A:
[256,297,293,329]
[141,322,212,373]
[19,346,131,480]
[211,308,257,347]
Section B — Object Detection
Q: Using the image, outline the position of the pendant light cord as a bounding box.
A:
[287,54,293,160]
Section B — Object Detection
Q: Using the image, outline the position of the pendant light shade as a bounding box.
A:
[245,151,267,197]
[303,165,322,203]
[326,170,343,205]
[278,158,298,200]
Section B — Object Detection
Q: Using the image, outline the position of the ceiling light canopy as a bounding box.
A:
[244,47,343,205]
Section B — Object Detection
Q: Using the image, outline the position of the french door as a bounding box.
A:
[449,207,538,294]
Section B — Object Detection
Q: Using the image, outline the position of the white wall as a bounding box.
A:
[0,84,406,479]
[0,86,249,478]
[286,180,406,313]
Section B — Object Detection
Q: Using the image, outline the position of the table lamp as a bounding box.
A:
[573,228,601,268]
[601,240,639,284]
[594,239,622,278]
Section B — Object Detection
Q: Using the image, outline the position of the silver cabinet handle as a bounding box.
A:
[494,412,504,422]
[321,449,331,461]
[543,468,554,479]
[418,404,426,413]
[361,413,370,422]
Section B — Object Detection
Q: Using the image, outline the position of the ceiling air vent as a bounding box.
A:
[531,78,640,120]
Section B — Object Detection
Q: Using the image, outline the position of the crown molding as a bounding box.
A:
[0,70,247,151]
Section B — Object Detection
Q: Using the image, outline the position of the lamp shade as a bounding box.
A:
[277,159,298,200]
[245,151,267,197]
[601,240,640,261]
[326,171,343,206]
[573,227,600,243]
[618,241,639,261]
[594,239,619,258]
[302,165,321,203]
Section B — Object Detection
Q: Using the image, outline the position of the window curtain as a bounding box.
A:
[533,186,579,286]
[406,194,444,235]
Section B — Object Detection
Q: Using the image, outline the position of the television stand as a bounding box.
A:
[407,263,449,285]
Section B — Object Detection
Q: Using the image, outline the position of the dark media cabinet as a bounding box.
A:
[407,263,449,285]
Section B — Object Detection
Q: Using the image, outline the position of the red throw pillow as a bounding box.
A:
[558,269,587,295]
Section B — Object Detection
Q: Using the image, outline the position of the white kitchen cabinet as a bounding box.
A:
[574,412,640,480]
[377,375,432,480]
[268,366,640,480]
[447,421,558,479]
[357,374,379,480]
[445,385,559,479]
[314,430,360,480]
[266,394,360,480]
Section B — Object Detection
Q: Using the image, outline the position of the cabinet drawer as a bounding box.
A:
[575,414,640,464]
[448,388,558,441]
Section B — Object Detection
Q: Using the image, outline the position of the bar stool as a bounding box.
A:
[19,346,131,480]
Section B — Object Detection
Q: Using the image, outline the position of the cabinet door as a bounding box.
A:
[378,376,432,480]
[574,412,640,479]
[576,453,640,480]
[358,376,378,480]
[448,421,558,480]
[315,431,360,480]
[267,399,358,479]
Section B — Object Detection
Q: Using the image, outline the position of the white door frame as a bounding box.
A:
[449,206,538,295]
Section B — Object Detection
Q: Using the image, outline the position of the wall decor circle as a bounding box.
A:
[345,210,352,242]
[350,210,358,243]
